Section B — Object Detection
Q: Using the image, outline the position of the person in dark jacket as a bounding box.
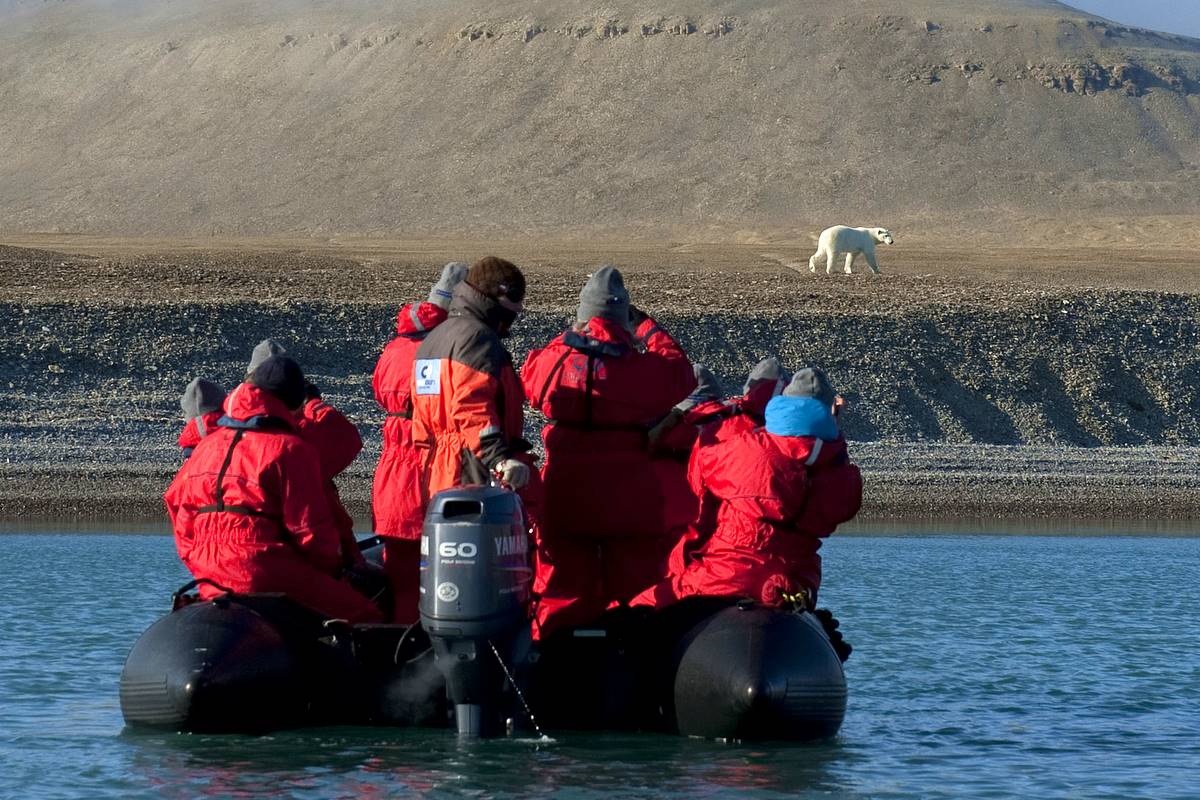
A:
[521,266,696,638]
[631,367,861,611]
[410,256,542,516]
[371,261,468,623]
[164,356,382,623]
[177,377,226,460]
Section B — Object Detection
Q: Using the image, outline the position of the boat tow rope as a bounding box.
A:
[489,639,548,739]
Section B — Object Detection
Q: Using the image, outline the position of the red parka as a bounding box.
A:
[653,397,761,574]
[164,383,382,623]
[521,315,695,636]
[178,410,224,459]
[295,396,364,569]
[372,301,448,539]
[372,300,448,623]
[631,428,862,610]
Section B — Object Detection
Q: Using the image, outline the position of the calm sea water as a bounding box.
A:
[0,530,1196,799]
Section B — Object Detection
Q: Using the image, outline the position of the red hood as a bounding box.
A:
[579,315,635,346]
[222,383,299,430]
[396,301,448,337]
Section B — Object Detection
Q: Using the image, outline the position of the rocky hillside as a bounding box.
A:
[1,0,1198,237]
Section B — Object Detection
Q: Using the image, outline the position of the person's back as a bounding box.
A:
[164,358,382,623]
[631,367,862,610]
[521,265,696,636]
[245,339,364,570]
[371,262,466,622]
[295,391,364,569]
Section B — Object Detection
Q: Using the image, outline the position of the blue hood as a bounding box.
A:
[764,395,840,441]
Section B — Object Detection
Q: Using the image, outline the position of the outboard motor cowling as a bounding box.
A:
[420,485,532,736]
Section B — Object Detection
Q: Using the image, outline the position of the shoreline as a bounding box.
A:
[2,443,1197,527]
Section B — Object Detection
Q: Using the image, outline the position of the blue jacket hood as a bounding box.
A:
[764,395,840,441]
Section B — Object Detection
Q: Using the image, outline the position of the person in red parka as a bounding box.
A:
[247,339,365,572]
[654,356,792,573]
[631,367,862,611]
[645,364,727,559]
[164,356,383,623]
[372,261,468,623]
[177,377,226,460]
[521,265,697,638]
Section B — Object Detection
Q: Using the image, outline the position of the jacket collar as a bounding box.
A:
[219,383,298,432]
[450,281,517,336]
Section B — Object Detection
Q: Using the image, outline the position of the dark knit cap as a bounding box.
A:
[743,356,785,394]
[577,265,631,327]
[250,355,307,411]
[180,377,225,420]
[247,338,287,375]
[467,256,525,303]
[677,364,723,411]
[783,367,837,406]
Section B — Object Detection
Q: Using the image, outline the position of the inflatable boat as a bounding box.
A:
[120,486,848,740]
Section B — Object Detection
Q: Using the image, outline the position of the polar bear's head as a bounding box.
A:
[872,228,894,245]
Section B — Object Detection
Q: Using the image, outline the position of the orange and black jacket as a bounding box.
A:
[410,282,528,498]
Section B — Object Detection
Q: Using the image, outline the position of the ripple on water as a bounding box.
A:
[0,532,1197,799]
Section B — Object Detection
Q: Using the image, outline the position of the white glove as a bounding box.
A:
[495,458,530,489]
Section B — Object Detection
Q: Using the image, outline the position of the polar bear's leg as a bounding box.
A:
[844,252,856,274]
[864,248,881,274]
[825,248,837,274]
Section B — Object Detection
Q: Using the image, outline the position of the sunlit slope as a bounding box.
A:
[0,0,1198,235]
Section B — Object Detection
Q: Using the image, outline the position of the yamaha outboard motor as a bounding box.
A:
[420,485,532,736]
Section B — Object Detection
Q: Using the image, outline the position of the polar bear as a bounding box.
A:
[808,226,894,274]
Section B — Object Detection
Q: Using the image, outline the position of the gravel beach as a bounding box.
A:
[1,239,1198,525]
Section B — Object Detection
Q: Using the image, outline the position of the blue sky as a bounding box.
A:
[1065,1,1200,38]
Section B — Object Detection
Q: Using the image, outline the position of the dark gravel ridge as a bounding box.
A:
[2,284,1198,522]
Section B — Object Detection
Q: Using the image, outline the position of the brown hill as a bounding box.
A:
[1,0,1199,237]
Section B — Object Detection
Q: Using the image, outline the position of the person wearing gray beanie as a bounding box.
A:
[371,261,472,621]
[680,365,723,411]
[521,265,697,638]
[783,367,837,406]
[743,356,786,395]
[629,362,862,619]
[428,261,469,310]
[180,377,226,421]
[177,377,227,459]
[247,338,287,377]
[576,265,631,330]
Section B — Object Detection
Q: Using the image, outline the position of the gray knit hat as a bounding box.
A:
[429,261,469,309]
[743,357,786,395]
[247,338,287,375]
[783,367,837,405]
[577,265,631,328]
[677,365,724,411]
[180,378,226,421]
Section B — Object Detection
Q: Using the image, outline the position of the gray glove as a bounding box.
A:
[495,458,531,489]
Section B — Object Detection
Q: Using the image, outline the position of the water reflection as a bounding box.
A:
[123,727,855,799]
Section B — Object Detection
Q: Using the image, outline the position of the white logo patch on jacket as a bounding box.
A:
[415,359,442,395]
